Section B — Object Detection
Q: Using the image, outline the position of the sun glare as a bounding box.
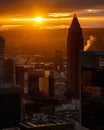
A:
[35,17,43,22]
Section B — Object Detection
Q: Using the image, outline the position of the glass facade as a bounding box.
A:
[81,67,104,130]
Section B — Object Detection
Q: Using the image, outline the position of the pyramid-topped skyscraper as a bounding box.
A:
[67,14,83,98]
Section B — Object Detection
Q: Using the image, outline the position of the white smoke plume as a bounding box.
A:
[84,35,96,51]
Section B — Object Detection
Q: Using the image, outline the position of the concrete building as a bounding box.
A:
[67,14,84,98]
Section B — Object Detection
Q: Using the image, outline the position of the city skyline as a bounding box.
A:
[0,0,104,30]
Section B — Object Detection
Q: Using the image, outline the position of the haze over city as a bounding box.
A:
[0,0,104,56]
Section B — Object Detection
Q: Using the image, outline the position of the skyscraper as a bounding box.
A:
[0,36,5,60]
[0,37,21,128]
[4,58,15,84]
[54,50,64,71]
[0,36,5,87]
[67,14,83,98]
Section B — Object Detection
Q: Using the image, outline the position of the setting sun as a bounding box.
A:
[35,17,43,22]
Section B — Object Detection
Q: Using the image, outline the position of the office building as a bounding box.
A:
[0,36,5,87]
[0,37,21,128]
[79,51,104,130]
[28,70,42,97]
[0,87,21,129]
[4,58,15,84]
[67,14,83,98]
[28,69,54,98]
[0,36,5,60]
[54,50,64,71]
[15,66,24,86]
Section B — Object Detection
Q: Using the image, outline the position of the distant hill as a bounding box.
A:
[0,28,104,56]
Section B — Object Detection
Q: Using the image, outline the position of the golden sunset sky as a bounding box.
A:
[0,0,104,30]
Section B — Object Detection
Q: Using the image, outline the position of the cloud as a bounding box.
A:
[0,0,104,17]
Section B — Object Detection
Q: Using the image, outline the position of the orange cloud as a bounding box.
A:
[48,12,71,18]
[0,15,104,30]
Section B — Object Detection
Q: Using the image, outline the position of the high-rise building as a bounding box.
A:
[0,37,21,128]
[0,36,5,87]
[39,70,54,97]
[28,69,55,98]
[54,50,64,71]
[4,58,15,84]
[15,66,24,87]
[0,87,21,129]
[67,14,83,98]
[79,51,104,130]
[28,70,41,97]
[0,36,5,60]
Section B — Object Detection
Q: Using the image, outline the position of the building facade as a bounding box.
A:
[79,51,104,130]
[54,50,64,71]
[0,36,5,87]
[67,15,84,98]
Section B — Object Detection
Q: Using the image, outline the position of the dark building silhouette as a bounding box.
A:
[0,87,21,129]
[4,58,15,84]
[0,36,5,87]
[54,50,64,71]
[28,70,41,97]
[48,71,55,97]
[0,37,21,129]
[80,51,104,130]
[67,14,84,98]
[28,70,54,98]
[15,66,24,86]
[0,36,5,60]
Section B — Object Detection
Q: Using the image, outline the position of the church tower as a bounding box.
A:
[67,14,83,98]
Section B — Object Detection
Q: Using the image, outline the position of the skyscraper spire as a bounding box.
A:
[67,14,83,98]
[70,14,81,29]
